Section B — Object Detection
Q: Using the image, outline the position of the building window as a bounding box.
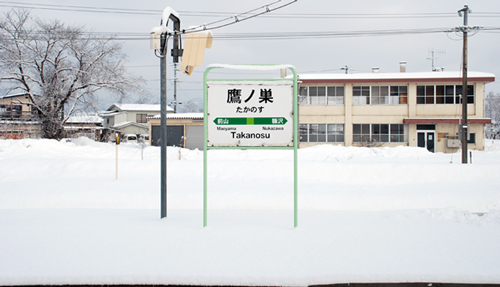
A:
[417,85,474,104]
[391,86,408,104]
[299,87,308,105]
[353,124,408,143]
[417,124,436,130]
[299,86,344,106]
[353,86,370,105]
[467,133,476,144]
[352,124,371,142]
[328,86,345,105]
[390,124,408,142]
[300,124,344,143]
[353,86,408,105]
[372,124,389,142]
[136,114,147,123]
[371,86,389,105]
[0,104,22,118]
[310,87,326,105]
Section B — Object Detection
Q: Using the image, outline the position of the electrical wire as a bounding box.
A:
[1,1,500,19]
[182,0,298,33]
[5,27,485,42]
[0,1,161,15]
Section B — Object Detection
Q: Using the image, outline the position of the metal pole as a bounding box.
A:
[203,67,212,227]
[160,33,168,218]
[290,67,299,228]
[115,143,119,180]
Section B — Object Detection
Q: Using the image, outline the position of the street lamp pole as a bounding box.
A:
[160,33,168,218]
[151,7,181,219]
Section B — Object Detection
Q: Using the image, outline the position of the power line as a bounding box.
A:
[1,1,500,19]
[182,0,298,33]
[8,27,494,41]
[0,1,161,15]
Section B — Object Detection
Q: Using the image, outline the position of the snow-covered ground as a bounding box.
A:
[1,138,500,286]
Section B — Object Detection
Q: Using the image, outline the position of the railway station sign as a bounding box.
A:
[206,81,294,147]
[203,64,299,228]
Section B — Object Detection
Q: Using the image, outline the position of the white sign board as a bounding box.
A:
[207,81,294,147]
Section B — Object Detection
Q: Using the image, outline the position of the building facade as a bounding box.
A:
[298,68,495,153]
[0,93,40,139]
[148,113,204,149]
[64,114,104,141]
[100,104,172,140]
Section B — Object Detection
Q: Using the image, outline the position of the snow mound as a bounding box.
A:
[71,137,108,147]
[485,139,500,150]
[298,144,434,161]
[399,208,500,226]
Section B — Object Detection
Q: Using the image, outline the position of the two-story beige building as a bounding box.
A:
[0,93,32,119]
[298,66,495,153]
[100,104,173,137]
[0,93,39,139]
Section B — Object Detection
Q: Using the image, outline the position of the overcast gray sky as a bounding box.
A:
[1,0,500,110]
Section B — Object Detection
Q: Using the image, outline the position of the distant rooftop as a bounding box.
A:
[0,93,30,100]
[107,103,173,112]
[150,113,203,120]
[66,114,103,124]
[298,71,495,84]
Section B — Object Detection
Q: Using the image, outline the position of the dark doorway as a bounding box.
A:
[417,131,435,152]
[151,125,184,147]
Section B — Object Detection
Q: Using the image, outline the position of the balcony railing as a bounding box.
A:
[0,111,36,121]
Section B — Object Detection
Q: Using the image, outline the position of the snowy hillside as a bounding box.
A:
[1,138,500,286]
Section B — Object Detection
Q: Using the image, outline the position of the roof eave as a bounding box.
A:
[300,76,495,84]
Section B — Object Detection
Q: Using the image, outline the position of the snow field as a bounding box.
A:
[1,138,500,286]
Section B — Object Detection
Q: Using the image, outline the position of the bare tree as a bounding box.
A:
[485,91,500,139]
[179,100,203,113]
[0,9,145,139]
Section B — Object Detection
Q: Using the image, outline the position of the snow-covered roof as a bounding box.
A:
[107,103,173,112]
[112,121,148,129]
[298,71,495,83]
[150,112,203,120]
[0,93,30,100]
[99,110,124,117]
[66,114,103,124]
[208,63,295,71]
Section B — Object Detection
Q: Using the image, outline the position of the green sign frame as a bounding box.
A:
[203,64,299,227]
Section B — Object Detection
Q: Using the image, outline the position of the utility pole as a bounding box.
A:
[459,5,471,164]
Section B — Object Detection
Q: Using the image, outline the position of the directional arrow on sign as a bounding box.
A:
[214,117,288,125]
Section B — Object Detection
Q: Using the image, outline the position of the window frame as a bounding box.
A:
[353,124,408,143]
[353,85,408,106]
[417,84,474,105]
[136,113,148,124]
[299,123,345,143]
[300,86,345,106]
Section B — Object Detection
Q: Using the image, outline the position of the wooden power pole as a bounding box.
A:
[459,5,470,164]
